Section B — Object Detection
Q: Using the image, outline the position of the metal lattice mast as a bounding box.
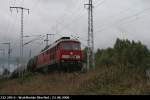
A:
[85,0,95,71]
[29,49,31,58]
[8,43,11,71]
[44,34,55,47]
[90,0,95,69]
[0,42,11,76]
[10,7,29,65]
[10,7,29,79]
[21,8,24,63]
[0,49,5,69]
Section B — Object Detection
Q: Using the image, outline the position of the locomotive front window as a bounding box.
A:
[73,43,81,50]
[62,42,80,50]
[62,42,72,50]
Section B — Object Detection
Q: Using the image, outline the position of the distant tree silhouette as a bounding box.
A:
[3,68,10,76]
[94,38,150,69]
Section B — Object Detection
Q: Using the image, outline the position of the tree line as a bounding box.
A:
[83,38,150,70]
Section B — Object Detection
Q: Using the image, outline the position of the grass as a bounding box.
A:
[77,65,150,95]
[0,65,150,95]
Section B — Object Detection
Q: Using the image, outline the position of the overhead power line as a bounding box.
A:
[119,7,150,23]
[94,7,150,35]
[94,0,106,8]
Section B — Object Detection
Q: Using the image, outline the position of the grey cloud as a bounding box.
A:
[0,0,150,58]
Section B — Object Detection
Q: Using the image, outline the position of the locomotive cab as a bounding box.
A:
[59,40,82,71]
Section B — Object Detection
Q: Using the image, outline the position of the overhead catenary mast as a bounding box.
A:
[10,7,29,78]
[0,42,11,76]
[0,49,5,70]
[44,34,55,47]
[85,0,95,71]
[10,7,29,65]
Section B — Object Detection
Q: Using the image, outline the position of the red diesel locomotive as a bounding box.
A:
[27,37,83,72]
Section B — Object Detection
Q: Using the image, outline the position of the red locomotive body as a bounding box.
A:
[27,37,83,72]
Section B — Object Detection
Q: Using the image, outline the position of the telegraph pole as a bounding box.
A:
[44,34,55,47]
[10,7,29,66]
[85,0,95,71]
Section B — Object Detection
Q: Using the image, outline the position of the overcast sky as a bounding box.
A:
[0,0,150,58]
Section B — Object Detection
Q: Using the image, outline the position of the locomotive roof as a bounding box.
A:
[39,38,80,55]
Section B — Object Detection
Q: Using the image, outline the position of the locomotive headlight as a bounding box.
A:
[76,55,80,59]
[62,55,80,59]
[62,55,70,59]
